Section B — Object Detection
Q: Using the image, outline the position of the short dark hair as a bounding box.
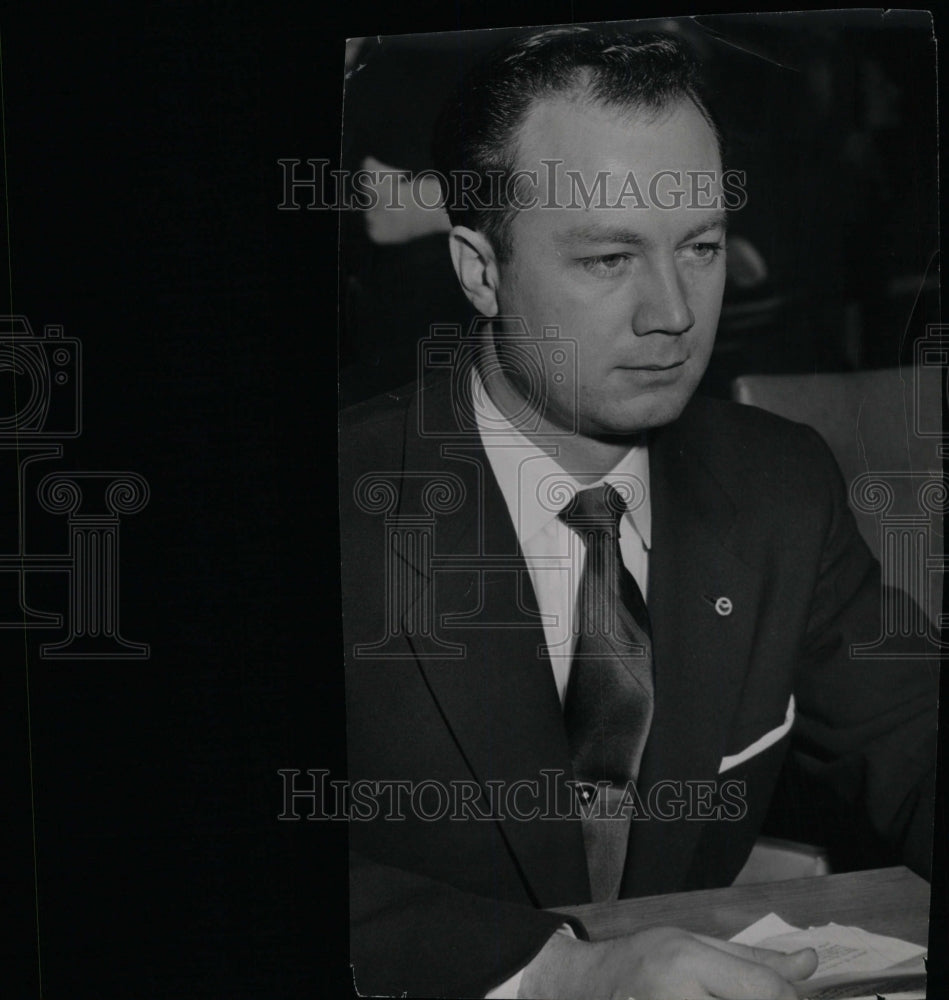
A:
[432,26,722,261]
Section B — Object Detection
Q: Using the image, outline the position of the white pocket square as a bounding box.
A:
[718,695,795,774]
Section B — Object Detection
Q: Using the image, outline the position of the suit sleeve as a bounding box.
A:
[789,426,939,878]
[349,850,586,997]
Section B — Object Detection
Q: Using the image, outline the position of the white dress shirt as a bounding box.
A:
[473,368,651,998]
[472,368,652,702]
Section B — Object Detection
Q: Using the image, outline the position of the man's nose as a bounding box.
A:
[631,258,694,336]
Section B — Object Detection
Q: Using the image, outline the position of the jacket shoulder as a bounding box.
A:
[340,379,419,435]
[680,394,837,468]
[671,394,847,514]
[338,379,423,474]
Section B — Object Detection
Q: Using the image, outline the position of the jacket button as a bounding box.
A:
[714,596,733,616]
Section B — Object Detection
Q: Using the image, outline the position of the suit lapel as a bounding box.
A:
[389,382,765,901]
[621,409,766,897]
[396,381,591,907]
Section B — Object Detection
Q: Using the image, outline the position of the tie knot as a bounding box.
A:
[559,483,627,533]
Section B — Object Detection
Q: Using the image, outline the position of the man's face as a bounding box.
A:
[494,95,726,437]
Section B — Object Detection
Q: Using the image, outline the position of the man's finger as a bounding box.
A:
[695,944,801,1000]
[696,934,819,981]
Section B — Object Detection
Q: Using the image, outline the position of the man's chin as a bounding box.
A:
[584,391,693,437]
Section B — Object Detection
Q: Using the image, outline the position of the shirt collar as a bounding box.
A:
[471,367,651,549]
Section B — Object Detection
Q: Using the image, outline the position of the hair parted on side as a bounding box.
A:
[431,25,721,261]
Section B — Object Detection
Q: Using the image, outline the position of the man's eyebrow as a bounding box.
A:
[680,212,728,242]
[553,212,728,250]
[553,225,648,249]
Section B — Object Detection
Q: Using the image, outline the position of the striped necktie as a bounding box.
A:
[560,483,655,900]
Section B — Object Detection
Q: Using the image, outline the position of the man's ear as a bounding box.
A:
[448,226,501,317]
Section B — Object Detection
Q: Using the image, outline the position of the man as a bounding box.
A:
[339,26,938,998]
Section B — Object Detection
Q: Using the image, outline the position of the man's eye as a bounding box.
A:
[681,241,725,263]
[579,254,632,277]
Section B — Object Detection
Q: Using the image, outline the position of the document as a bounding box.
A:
[731,913,926,999]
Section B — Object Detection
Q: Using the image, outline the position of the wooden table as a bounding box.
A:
[552,866,930,947]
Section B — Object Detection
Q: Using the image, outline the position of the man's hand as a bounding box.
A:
[517,925,818,999]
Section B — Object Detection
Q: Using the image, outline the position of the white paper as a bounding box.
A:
[730,912,800,945]
[730,912,927,999]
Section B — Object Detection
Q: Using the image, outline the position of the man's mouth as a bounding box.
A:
[618,360,687,372]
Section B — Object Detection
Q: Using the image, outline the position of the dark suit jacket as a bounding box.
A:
[339,375,938,998]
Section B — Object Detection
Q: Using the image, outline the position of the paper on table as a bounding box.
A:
[730,912,799,945]
[730,913,927,999]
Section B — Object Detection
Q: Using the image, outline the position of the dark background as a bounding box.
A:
[0,3,944,998]
[2,3,331,996]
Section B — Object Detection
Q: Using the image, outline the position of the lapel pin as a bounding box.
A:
[714,596,733,616]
